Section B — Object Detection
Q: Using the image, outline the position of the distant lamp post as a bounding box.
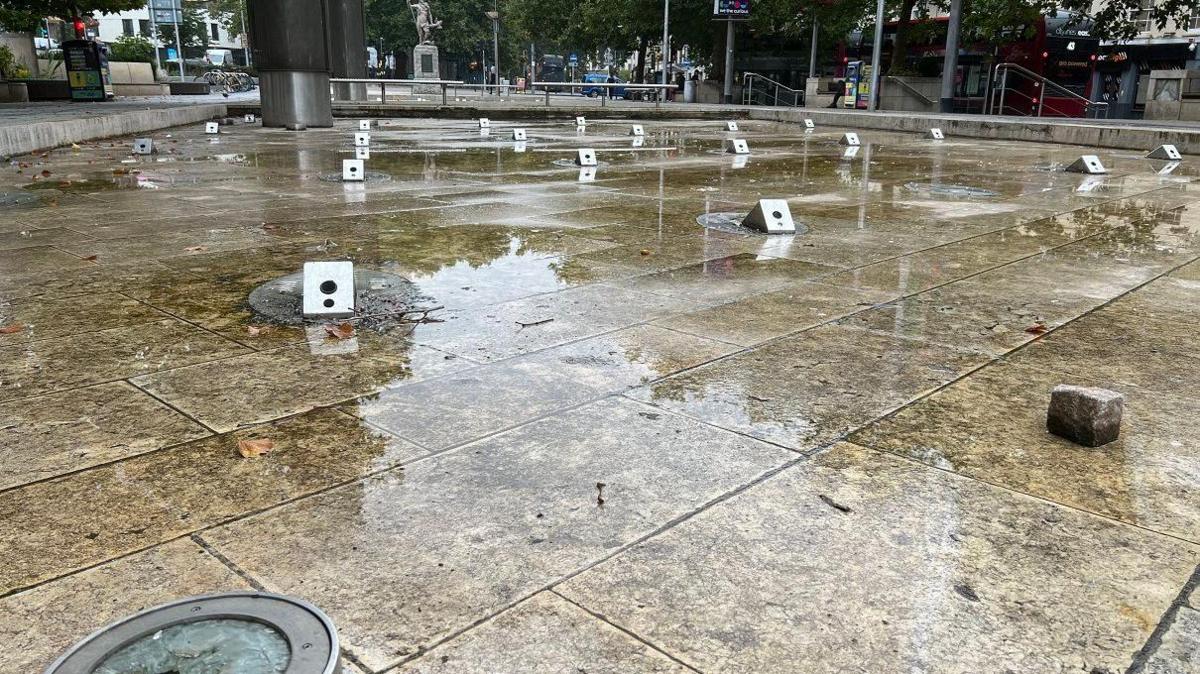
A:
[485,9,500,96]
[661,0,669,86]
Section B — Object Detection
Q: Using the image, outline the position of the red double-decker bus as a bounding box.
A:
[840,12,1100,116]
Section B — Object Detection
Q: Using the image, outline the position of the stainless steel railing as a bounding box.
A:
[529,81,679,108]
[986,63,1109,118]
[741,72,804,107]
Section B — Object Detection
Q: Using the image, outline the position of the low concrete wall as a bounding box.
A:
[878,76,938,112]
[108,61,156,85]
[748,107,1200,154]
[24,79,70,100]
[804,77,837,109]
[694,81,740,104]
[113,83,171,97]
[0,103,227,156]
[0,81,29,102]
[32,60,154,83]
[169,81,212,95]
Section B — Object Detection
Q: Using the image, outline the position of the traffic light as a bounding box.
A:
[72,17,86,38]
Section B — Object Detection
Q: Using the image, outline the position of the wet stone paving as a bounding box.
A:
[1,116,1199,673]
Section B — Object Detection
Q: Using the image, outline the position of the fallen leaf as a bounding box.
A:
[0,323,25,334]
[184,245,208,253]
[261,223,279,231]
[40,170,51,178]
[82,254,98,261]
[1024,323,1049,335]
[818,494,853,513]
[246,325,273,336]
[236,438,275,458]
[953,583,981,603]
[324,322,355,340]
[639,249,652,256]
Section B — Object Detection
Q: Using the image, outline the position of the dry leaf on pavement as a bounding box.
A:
[324,322,355,340]
[236,438,275,458]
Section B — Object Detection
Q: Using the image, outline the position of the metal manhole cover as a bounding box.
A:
[903,182,999,198]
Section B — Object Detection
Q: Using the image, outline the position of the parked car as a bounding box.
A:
[580,72,626,98]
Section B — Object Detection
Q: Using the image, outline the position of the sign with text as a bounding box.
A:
[152,0,182,24]
[63,40,112,101]
[713,0,750,18]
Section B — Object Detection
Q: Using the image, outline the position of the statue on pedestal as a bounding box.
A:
[409,0,442,45]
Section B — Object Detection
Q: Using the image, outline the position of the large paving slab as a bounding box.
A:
[396,592,689,673]
[629,323,990,452]
[0,381,210,490]
[131,333,470,432]
[202,397,794,670]
[851,360,1200,542]
[1144,607,1200,673]
[345,324,735,452]
[0,408,421,594]
[559,443,1200,673]
[0,317,250,403]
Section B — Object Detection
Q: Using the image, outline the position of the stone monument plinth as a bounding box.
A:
[412,44,441,94]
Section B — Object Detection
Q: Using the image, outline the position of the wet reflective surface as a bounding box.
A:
[2,118,1199,672]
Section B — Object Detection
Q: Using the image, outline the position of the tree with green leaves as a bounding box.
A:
[1058,0,1199,41]
[109,33,154,61]
[204,0,246,36]
[0,0,144,19]
[156,2,209,49]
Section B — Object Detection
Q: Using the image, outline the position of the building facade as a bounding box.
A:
[1093,0,1200,117]
[94,5,249,69]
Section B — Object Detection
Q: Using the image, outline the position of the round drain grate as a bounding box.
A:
[903,182,999,198]
[696,212,807,236]
[248,268,432,329]
[550,158,610,168]
[317,170,391,183]
[45,592,340,674]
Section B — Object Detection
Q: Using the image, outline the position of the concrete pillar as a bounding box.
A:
[939,0,964,113]
[248,0,334,127]
[327,0,367,101]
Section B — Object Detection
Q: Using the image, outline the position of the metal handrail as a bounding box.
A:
[987,63,1109,118]
[330,77,467,105]
[331,77,464,84]
[529,81,679,108]
[741,72,804,107]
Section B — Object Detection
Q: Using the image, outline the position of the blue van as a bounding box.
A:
[581,73,627,98]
